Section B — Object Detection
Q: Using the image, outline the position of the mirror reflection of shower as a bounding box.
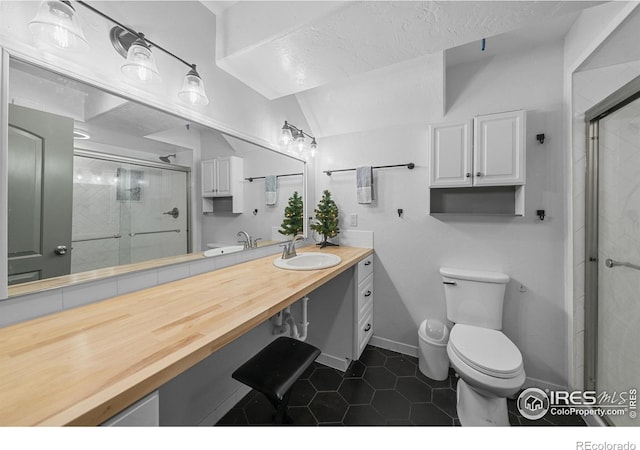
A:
[72,153,189,273]
[159,154,176,163]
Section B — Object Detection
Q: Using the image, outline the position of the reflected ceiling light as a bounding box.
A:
[73,128,90,140]
[120,33,161,83]
[279,121,318,159]
[178,65,209,106]
[29,0,89,51]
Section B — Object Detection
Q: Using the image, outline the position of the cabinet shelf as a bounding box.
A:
[429,185,524,216]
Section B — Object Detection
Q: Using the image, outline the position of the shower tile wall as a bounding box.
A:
[71,157,188,273]
[72,157,121,273]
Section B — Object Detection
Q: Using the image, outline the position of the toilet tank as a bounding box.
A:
[440,267,510,330]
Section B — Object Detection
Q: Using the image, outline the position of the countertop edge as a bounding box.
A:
[10,246,374,426]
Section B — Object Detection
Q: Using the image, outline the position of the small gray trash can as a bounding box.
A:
[418,319,450,381]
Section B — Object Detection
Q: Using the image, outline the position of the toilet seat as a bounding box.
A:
[448,324,523,379]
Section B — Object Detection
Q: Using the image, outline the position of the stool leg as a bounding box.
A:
[272,390,293,425]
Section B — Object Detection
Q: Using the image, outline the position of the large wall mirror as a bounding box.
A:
[6,57,305,295]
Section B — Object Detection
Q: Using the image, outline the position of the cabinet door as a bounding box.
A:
[429,121,473,187]
[473,110,525,186]
[214,157,232,196]
[201,160,216,195]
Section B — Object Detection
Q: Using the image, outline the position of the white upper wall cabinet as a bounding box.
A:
[202,156,240,197]
[428,121,473,187]
[202,156,244,214]
[429,110,526,188]
[473,110,526,186]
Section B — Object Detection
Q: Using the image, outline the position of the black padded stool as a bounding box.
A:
[232,336,321,424]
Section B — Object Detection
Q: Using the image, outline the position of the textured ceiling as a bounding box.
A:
[214,1,602,99]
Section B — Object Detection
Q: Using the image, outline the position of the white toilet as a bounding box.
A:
[440,267,525,426]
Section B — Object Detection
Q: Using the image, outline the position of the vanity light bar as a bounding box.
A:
[31,1,210,106]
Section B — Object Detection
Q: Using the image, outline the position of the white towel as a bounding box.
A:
[265,175,277,206]
[356,166,374,204]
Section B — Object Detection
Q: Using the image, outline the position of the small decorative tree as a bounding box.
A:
[278,191,304,237]
[311,190,340,248]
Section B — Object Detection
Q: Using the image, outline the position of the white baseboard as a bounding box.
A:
[317,352,349,372]
[370,336,571,396]
[369,335,418,358]
[199,384,252,426]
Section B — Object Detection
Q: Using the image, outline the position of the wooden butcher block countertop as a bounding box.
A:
[0,246,373,426]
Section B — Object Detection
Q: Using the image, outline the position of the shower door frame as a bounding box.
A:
[583,75,640,413]
[74,149,192,255]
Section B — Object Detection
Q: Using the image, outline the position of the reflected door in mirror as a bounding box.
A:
[8,105,74,285]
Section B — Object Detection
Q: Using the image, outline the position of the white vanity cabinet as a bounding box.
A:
[354,256,374,359]
[429,110,525,188]
[101,391,159,426]
[201,156,244,213]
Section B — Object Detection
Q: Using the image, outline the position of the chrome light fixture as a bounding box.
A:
[120,33,161,83]
[178,65,209,106]
[280,121,293,146]
[29,0,89,51]
[280,121,318,159]
[30,1,212,107]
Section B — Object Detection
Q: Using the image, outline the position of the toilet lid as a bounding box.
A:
[448,324,523,379]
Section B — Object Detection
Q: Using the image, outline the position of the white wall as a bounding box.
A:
[312,41,569,388]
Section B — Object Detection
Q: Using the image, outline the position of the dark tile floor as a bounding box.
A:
[217,345,586,427]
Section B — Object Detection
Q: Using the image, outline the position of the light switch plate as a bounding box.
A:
[349,213,358,227]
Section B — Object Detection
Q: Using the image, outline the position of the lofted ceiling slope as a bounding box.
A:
[209,1,602,100]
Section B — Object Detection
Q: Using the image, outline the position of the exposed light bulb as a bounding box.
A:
[295,132,306,157]
[121,34,161,83]
[178,65,209,106]
[280,122,293,146]
[29,0,89,51]
[309,138,318,158]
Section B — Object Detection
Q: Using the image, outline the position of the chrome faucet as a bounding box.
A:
[237,231,251,250]
[280,234,305,259]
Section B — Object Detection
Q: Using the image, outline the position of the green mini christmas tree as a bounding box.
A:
[278,191,304,237]
[311,190,340,248]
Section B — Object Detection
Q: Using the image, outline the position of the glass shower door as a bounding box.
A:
[121,164,188,264]
[595,96,640,427]
[71,155,189,273]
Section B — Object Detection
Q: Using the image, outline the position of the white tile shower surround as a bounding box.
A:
[71,157,188,273]
[570,60,640,390]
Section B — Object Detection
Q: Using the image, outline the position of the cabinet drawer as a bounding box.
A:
[357,257,374,284]
[101,391,159,426]
[357,306,374,357]
[356,275,373,319]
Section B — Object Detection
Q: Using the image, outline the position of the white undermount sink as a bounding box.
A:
[204,245,245,257]
[273,252,342,271]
